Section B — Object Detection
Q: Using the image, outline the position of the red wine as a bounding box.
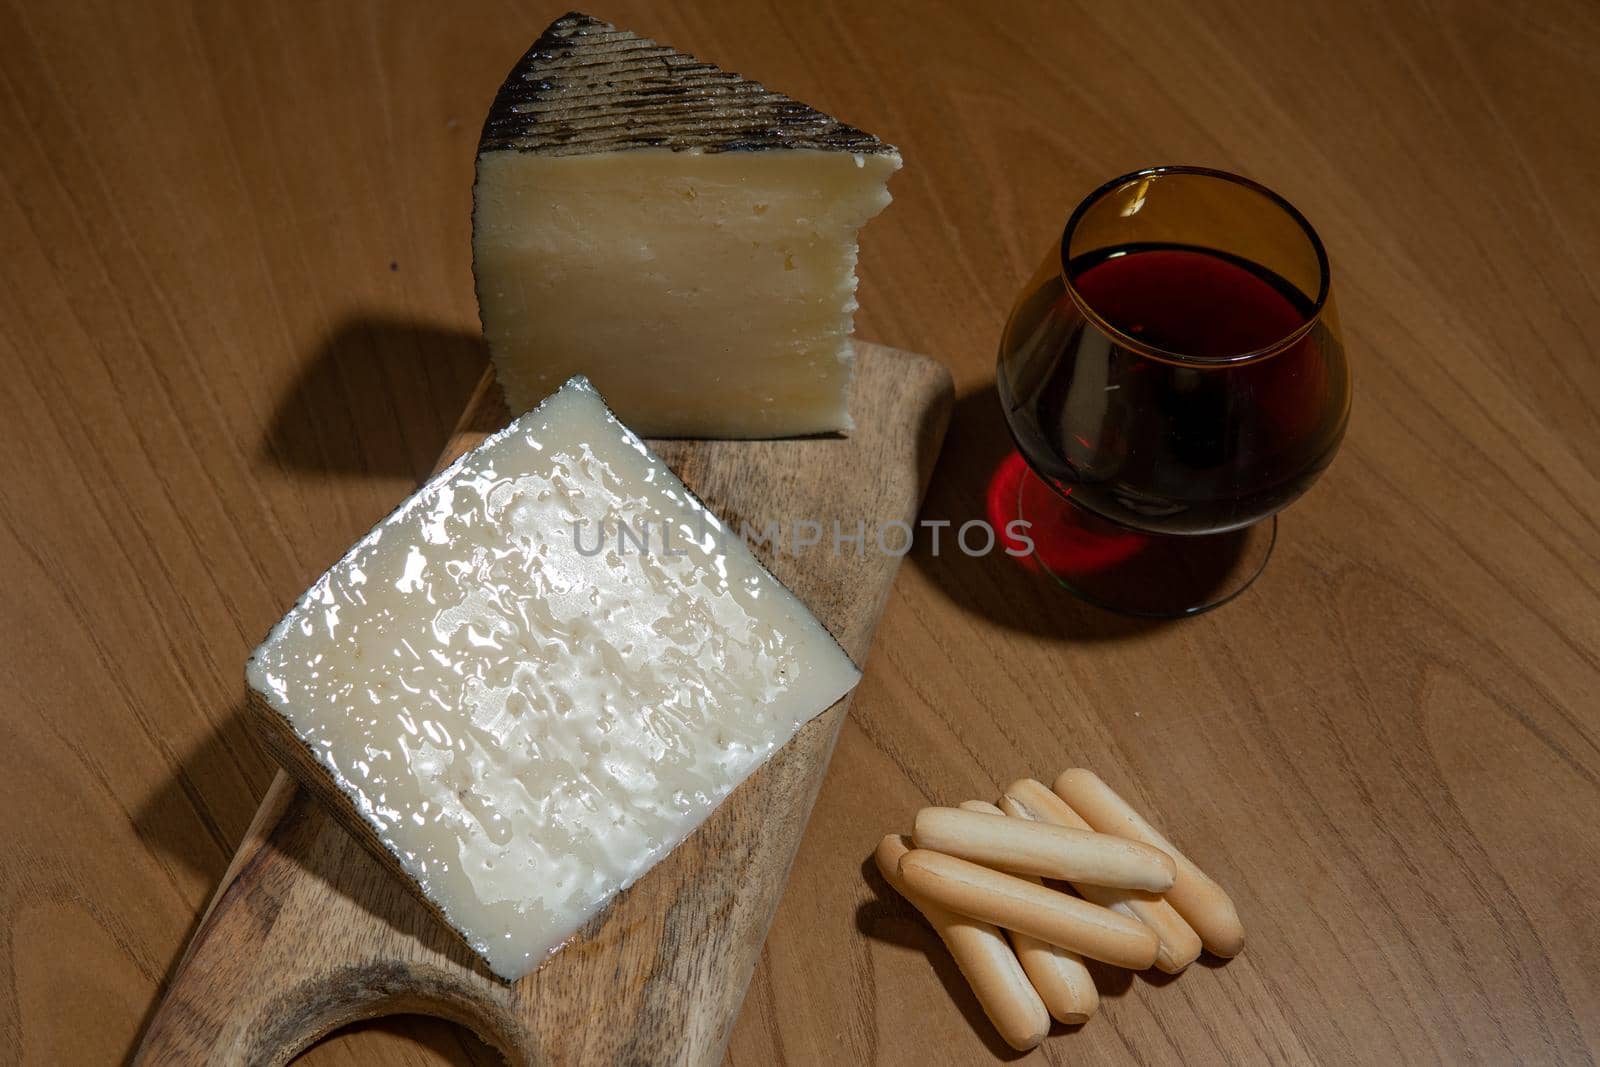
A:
[998,242,1350,536]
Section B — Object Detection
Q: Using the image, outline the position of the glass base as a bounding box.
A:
[994,455,1275,618]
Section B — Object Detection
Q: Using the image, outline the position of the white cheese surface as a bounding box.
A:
[247,378,860,980]
[473,148,899,437]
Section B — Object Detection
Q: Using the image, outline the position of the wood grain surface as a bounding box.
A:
[2,1,1598,1064]
[133,344,951,1066]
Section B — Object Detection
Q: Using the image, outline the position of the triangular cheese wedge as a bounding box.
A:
[472,12,901,437]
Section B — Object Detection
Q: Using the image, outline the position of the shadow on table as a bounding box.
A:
[131,699,273,883]
[259,317,486,480]
[127,698,261,1061]
[908,383,1178,642]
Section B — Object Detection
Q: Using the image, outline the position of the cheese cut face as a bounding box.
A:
[246,378,861,980]
[472,12,901,438]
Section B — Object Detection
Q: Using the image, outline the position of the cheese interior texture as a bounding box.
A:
[473,148,899,437]
[246,378,861,980]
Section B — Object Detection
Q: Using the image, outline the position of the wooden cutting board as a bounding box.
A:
[134,342,952,1066]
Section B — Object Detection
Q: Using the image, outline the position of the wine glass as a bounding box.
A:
[995,166,1351,616]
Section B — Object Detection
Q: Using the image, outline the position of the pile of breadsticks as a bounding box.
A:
[875,769,1244,1051]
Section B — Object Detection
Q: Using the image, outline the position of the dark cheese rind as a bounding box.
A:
[479,11,897,158]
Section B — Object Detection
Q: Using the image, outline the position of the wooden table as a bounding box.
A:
[3,1,1597,1063]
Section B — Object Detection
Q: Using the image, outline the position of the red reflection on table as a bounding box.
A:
[985,451,1146,577]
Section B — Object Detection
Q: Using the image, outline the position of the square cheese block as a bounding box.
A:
[246,377,861,981]
[472,13,901,438]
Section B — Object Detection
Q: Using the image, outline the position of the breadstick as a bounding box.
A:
[1053,769,1245,957]
[913,806,1176,892]
[1000,779,1201,974]
[875,835,1050,1050]
[959,801,1098,1022]
[898,849,1159,970]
